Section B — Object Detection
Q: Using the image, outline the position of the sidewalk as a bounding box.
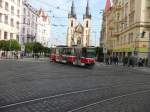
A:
[0,57,49,62]
[133,67,150,74]
[96,62,150,73]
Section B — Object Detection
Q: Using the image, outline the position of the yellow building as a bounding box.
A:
[101,0,150,59]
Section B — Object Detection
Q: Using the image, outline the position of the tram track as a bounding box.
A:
[1,81,150,111]
[68,89,150,112]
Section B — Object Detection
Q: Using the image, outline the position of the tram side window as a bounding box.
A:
[70,49,75,55]
[82,48,87,57]
[56,49,59,55]
[66,48,70,55]
[52,48,56,54]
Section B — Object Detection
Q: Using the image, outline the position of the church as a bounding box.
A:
[66,1,91,47]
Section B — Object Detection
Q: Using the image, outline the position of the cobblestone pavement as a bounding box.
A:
[0,60,150,112]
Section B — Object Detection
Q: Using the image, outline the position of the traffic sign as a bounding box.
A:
[103,47,107,54]
[21,45,25,51]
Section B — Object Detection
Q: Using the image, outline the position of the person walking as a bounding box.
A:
[128,56,134,67]
[116,56,119,65]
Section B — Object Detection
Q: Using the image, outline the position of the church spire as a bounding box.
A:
[84,0,91,19]
[68,0,76,18]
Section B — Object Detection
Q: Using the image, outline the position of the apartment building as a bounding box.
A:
[36,9,50,47]
[101,0,150,59]
[19,0,38,46]
[0,0,22,41]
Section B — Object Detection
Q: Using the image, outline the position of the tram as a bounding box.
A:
[50,46,96,67]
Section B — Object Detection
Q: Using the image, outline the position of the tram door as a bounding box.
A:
[75,47,82,65]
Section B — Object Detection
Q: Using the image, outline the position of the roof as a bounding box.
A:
[38,8,49,21]
[105,0,111,13]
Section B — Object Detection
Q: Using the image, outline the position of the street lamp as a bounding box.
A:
[148,33,150,67]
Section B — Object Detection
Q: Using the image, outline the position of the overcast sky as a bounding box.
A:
[28,0,106,46]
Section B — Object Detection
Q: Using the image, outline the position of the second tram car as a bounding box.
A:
[50,46,96,67]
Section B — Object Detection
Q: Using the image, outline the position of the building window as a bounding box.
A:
[22,27,25,33]
[11,6,14,15]
[10,33,13,39]
[130,0,135,12]
[0,0,2,7]
[5,2,8,11]
[28,19,30,25]
[4,32,7,39]
[28,11,30,17]
[24,8,26,15]
[4,15,8,24]
[16,21,19,29]
[17,0,20,6]
[86,21,88,28]
[23,18,26,24]
[129,12,135,25]
[17,10,20,17]
[10,18,14,27]
[0,13,2,22]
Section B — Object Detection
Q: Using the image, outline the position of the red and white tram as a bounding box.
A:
[50,46,96,67]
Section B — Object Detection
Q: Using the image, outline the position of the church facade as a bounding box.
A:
[67,1,91,47]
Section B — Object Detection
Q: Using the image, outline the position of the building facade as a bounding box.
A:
[67,1,91,47]
[36,9,50,47]
[101,0,150,59]
[20,0,38,47]
[0,0,22,41]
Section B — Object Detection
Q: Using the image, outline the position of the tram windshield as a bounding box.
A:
[82,48,96,58]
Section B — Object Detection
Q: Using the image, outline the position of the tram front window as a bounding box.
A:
[82,48,96,58]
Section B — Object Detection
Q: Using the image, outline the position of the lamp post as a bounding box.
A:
[148,33,150,67]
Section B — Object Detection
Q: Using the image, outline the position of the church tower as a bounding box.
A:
[67,1,77,47]
[83,0,91,47]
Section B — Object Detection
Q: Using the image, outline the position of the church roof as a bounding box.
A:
[68,1,76,18]
[83,0,91,19]
[75,23,83,33]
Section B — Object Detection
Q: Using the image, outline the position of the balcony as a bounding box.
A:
[112,32,120,36]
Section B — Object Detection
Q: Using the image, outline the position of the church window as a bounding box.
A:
[86,21,88,27]
[71,20,73,27]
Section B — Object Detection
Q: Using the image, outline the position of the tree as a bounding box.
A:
[8,40,21,51]
[25,42,45,53]
[0,40,20,51]
[25,43,34,53]
[0,40,9,51]
[32,42,43,53]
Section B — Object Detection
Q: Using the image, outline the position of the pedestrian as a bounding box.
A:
[138,58,143,67]
[125,56,128,66]
[145,58,148,66]
[110,56,113,65]
[116,56,119,65]
[113,56,116,65]
[105,55,109,65]
[128,56,134,67]
[142,58,145,67]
